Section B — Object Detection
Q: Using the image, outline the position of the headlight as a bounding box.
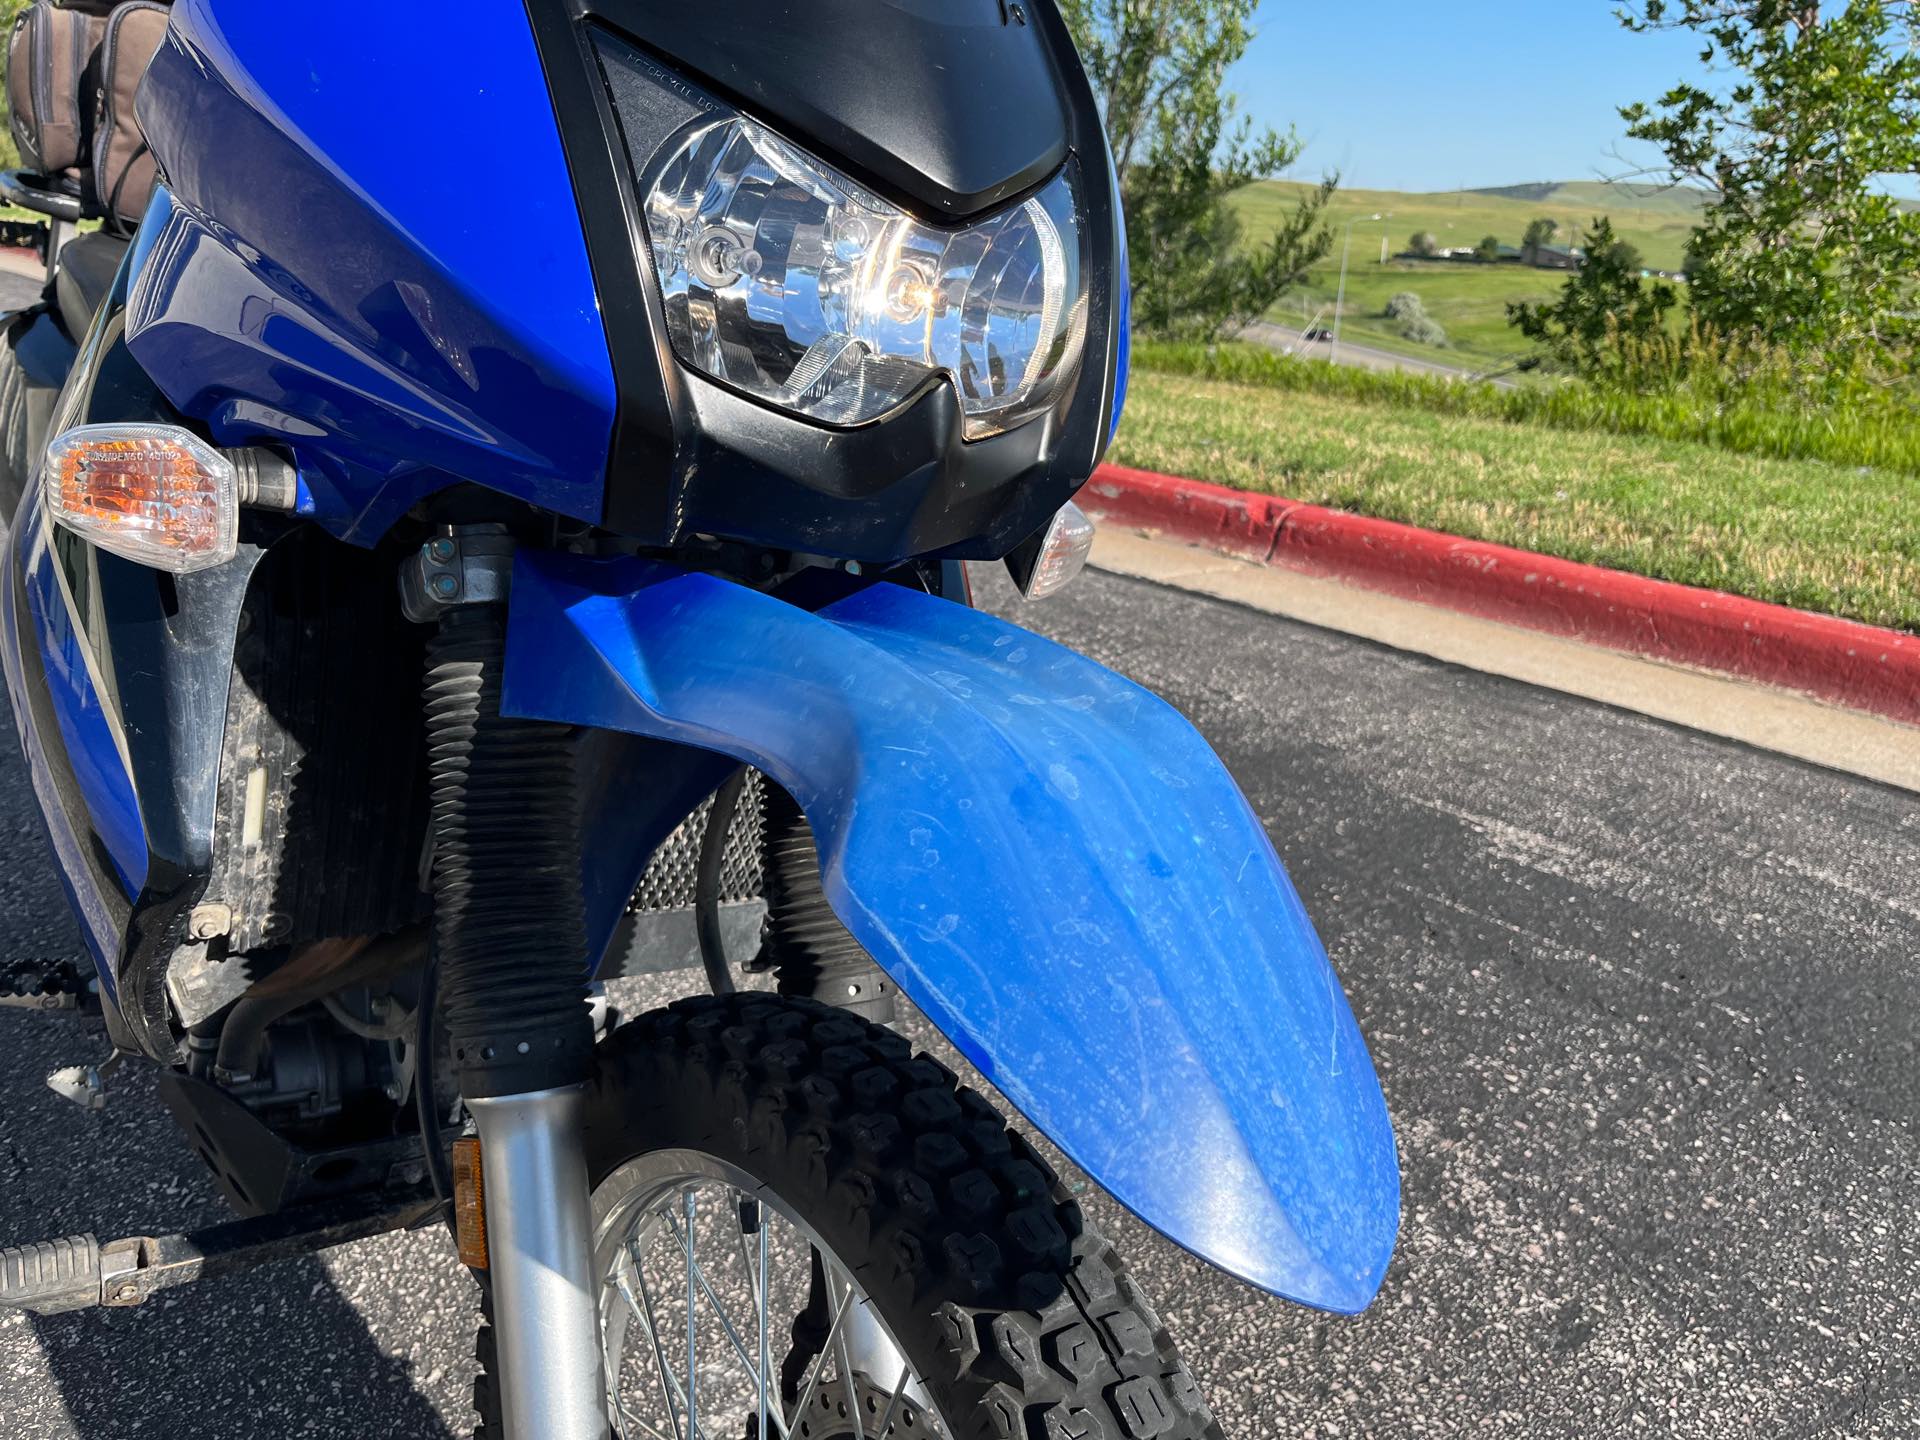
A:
[644,118,1088,440]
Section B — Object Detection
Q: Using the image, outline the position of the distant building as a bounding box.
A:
[1532,245,1584,270]
[1395,243,1536,266]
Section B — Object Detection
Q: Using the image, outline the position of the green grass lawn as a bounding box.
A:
[1110,367,1920,632]
[1265,259,1570,371]
[1236,179,1702,271]
[1236,180,1705,369]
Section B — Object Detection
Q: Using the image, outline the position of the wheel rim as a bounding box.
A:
[591,1147,951,1440]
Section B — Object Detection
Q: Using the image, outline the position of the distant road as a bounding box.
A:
[1242,319,1519,389]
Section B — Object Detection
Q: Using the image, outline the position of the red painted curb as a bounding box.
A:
[1082,463,1920,727]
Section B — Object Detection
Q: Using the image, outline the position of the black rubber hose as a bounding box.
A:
[211,989,308,1081]
[694,768,747,996]
[214,930,426,1081]
[414,958,451,1205]
[424,606,593,1098]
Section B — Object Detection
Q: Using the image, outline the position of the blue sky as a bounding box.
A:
[1234,2,1714,192]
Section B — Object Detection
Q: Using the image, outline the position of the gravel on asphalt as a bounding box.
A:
[0,563,1913,1439]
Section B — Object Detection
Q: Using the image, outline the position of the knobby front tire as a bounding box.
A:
[472,993,1223,1439]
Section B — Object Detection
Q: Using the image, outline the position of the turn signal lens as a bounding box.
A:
[45,423,238,572]
[452,1136,488,1270]
[1018,502,1096,601]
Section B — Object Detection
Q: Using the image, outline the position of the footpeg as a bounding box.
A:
[0,1191,441,1315]
[0,1234,105,1315]
[46,1061,112,1111]
[0,955,96,1012]
[45,1050,121,1110]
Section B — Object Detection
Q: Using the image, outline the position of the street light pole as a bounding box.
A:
[1329,212,1383,367]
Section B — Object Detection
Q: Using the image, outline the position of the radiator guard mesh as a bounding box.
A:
[609,772,768,978]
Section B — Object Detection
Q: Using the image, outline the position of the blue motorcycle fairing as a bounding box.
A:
[127,0,616,544]
[502,551,1400,1313]
[15,503,146,902]
[1,253,276,1044]
[2,495,135,988]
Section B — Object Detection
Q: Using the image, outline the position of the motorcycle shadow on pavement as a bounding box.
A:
[0,1006,464,1440]
[0,703,463,1439]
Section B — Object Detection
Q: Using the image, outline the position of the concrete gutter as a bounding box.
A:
[1088,527,1920,794]
[1081,463,1920,728]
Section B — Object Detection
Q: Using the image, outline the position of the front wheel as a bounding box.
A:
[475,993,1221,1440]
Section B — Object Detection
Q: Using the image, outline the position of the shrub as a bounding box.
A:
[1382,292,1445,346]
[1407,231,1439,257]
[1131,338,1920,476]
[1399,315,1449,347]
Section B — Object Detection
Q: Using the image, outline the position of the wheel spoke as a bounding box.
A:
[606,1258,642,1440]
[683,1191,698,1440]
[830,1265,867,1435]
[612,1261,680,1438]
[608,1357,632,1440]
[757,1217,772,1440]
[600,1170,940,1440]
[628,1239,712,1440]
[874,1363,913,1438]
[613,1396,679,1440]
[789,1276,856,1428]
[665,1209,790,1438]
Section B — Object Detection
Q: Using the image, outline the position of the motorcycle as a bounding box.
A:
[0,2,1399,1436]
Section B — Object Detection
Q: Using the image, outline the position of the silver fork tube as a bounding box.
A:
[469,1086,610,1440]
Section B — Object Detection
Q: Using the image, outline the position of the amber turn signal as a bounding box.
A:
[1014,500,1095,600]
[452,1136,489,1270]
[44,423,238,573]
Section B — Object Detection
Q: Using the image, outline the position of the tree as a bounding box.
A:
[1599,235,1646,274]
[1521,217,1559,264]
[1618,0,1920,364]
[1061,0,1336,340]
[0,0,27,172]
[1508,216,1678,371]
[1475,234,1501,263]
[1408,231,1440,257]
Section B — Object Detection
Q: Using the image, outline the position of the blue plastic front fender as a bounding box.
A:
[502,552,1400,1313]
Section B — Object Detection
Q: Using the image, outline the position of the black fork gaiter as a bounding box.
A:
[423,605,592,1098]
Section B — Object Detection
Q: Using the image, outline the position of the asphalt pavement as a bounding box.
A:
[1,565,1915,1438]
[0,263,42,314]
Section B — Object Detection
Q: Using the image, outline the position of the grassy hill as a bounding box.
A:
[1469,179,1713,218]
[1231,180,1708,370]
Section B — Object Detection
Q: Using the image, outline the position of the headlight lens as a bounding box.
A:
[645,118,1087,440]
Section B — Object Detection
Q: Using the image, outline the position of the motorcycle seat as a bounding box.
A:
[55,231,129,342]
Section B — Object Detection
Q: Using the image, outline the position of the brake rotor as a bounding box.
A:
[788,1372,942,1440]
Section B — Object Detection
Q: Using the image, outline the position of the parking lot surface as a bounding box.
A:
[2,564,1914,1437]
